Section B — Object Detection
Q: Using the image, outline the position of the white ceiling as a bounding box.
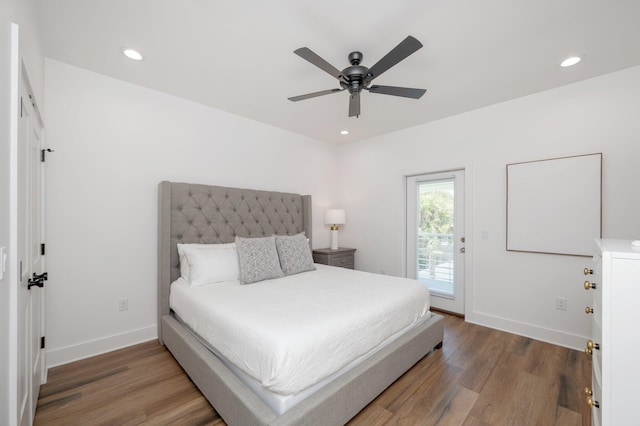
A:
[35,0,640,144]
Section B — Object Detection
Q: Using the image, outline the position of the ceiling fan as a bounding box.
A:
[288,36,426,118]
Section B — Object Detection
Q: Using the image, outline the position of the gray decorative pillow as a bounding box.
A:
[275,233,316,276]
[235,235,284,284]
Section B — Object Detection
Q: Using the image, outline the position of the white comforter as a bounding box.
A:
[170,264,430,395]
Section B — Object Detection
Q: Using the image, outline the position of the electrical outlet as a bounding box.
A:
[118,297,129,312]
[555,297,567,311]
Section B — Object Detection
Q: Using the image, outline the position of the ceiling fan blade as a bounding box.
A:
[366,36,423,83]
[294,47,347,82]
[288,88,343,102]
[367,85,426,99]
[348,92,361,117]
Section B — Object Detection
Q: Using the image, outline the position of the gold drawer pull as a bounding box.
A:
[587,397,600,408]
[585,340,600,354]
[584,387,592,396]
[585,306,594,314]
[584,280,596,290]
[584,268,594,275]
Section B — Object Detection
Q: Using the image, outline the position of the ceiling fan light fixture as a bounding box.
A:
[122,48,143,61]
[340,130,350,135]
[560,56,581,67]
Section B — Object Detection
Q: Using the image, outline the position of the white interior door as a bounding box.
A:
[406,170,465,315]
[17,68,45,426]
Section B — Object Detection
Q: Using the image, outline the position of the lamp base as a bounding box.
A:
[330,229,339,250]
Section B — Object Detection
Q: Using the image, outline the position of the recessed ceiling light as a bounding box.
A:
[340,130,349,135]
[560,56,581,67]
[122,48,143,61]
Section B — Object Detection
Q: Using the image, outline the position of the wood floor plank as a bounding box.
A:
[35,313,590,425]
[348,402,394,426]
[422,385,479,426]
[469,351,560,425]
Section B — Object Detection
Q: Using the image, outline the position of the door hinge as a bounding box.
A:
[41,243,45,256]
[20,96,23,118]
[40,336,45,349]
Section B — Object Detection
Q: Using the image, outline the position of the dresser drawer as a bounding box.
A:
[592,369,602,426]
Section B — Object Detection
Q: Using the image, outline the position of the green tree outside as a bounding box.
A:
[418,190,453,279]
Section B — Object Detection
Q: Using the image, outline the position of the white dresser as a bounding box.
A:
[585,239,640,426]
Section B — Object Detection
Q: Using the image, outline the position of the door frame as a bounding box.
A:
[402,166,473,317]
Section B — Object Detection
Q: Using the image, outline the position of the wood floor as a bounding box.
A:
[35,313,591,426]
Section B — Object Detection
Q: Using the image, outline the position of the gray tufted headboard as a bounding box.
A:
[157,181,312,342]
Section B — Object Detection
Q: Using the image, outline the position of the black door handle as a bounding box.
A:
[27,272,48,290]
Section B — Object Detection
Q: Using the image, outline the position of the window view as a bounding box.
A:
[416,179,454,296]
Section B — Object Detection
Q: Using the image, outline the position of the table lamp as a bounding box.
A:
[324,209,346,250]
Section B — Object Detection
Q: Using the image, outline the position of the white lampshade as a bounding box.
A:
[324,209,346,225]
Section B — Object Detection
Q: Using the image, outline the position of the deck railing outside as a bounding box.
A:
[417,232,454,292]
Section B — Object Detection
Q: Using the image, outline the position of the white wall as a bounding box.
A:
[44,59,339,366]
[337,66,640,349]
[1,0,44,423]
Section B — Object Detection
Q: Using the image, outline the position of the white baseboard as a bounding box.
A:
[465,311,587,351]
[46,324,157,368]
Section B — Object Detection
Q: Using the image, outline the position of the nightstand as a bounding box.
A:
[312,248,356,269]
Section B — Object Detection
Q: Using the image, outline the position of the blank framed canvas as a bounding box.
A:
[506,153,602,256]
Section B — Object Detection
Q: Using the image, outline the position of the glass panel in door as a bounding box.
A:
[406,170,465,314]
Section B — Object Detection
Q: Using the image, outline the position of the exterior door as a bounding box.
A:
[406,170,465,314]
[17,68,45,426]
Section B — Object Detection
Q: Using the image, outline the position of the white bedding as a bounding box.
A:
[169,264,431,396]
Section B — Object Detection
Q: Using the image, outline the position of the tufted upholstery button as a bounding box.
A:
[216,207,220,212]
[188,220,193,225]
[225,194,229,198]
[177,207,182,212]
[198,207,202,211]
[178,235,182,240]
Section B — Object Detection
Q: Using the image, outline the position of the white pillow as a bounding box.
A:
[177,243,240,286]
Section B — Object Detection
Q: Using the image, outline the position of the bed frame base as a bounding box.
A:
[162,313,444,426]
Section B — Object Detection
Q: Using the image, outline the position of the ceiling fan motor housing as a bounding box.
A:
[342,51,369,93]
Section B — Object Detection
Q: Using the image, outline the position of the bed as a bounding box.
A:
[158,181,444,425]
